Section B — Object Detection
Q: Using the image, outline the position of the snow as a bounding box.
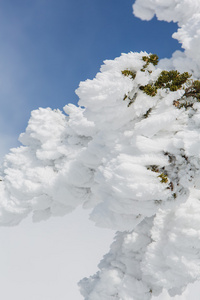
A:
[1,0,200,299]
[1,50,200,298]
[133,0,200,25]
[1,52,198,233]
[133,0,200,77]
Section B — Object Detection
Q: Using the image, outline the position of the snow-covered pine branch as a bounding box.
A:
[2,0,200,298]
[1,52,199,229]
[76,53,200,299]
[1,51,200,299]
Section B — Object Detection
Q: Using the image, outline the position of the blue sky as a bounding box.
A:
[0,1,190,300]
[0,0,181,155]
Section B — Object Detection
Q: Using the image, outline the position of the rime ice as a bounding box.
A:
[2,1,200,299]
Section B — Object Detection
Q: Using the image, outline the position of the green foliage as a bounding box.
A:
[121,70,136,80]
[142,54,159,71]
[121,54,200,111]
[158,173,168,183]
[148,166,168,183]
[148,166,175,195]
[140,70,191,97]
[140,84,157,97]
[155,70,191,91]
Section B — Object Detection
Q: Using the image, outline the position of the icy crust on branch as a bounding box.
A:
[142,190,200,296]
[79,218,154,300]
[78,52,200,231]
[133,0,200,77]
[80,191,200,299]
[0,107,95,225]
[1,52,200,230]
